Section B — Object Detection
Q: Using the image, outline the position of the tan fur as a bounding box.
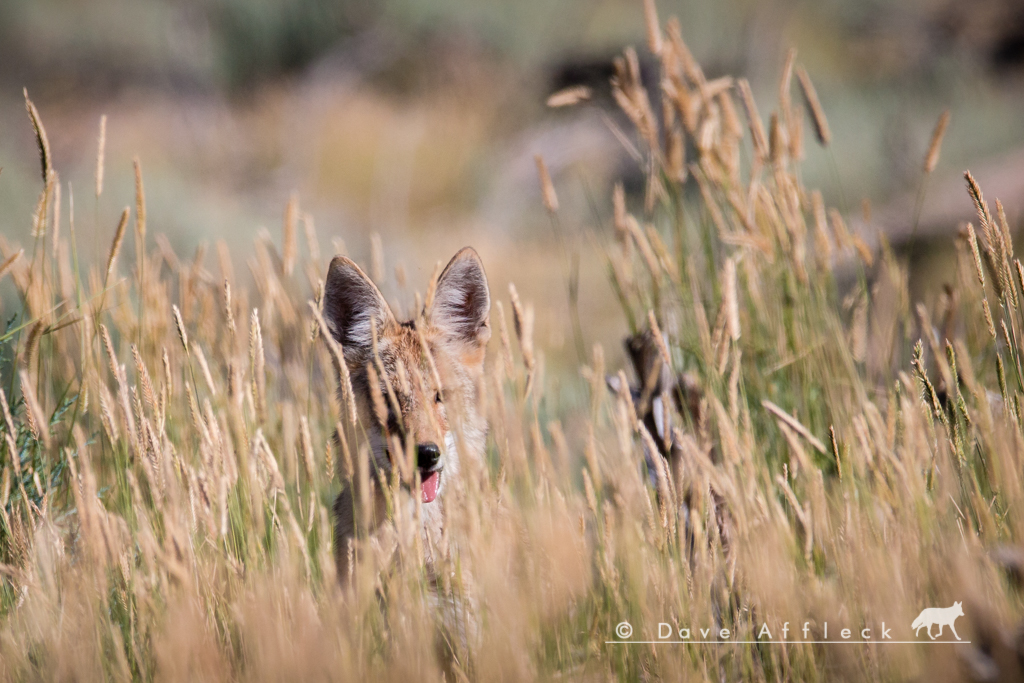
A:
[326,248,490,585]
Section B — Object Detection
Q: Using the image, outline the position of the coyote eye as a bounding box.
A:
[434,391,443,404]
[385,411,402,436]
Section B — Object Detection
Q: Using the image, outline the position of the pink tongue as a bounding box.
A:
[421,471,440,503]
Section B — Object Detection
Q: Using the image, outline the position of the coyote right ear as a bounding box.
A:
[323,256,393,357]
[429,247,491,349]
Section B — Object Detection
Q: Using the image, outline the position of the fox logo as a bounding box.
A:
[912,601,964,640]
[324,247,490,582]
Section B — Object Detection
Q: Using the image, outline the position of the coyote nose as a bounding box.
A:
[417,443,441,471]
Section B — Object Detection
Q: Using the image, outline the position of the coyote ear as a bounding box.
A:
[429,247,490,348]
[323,256,392,356]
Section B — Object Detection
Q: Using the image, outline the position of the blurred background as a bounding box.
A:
[2,0,1024,377]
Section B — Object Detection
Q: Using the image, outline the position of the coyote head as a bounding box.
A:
[324,247,490,507]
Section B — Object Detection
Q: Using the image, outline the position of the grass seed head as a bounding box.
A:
[534,154,559,213]
[104,207,130,287]
[546,85,591,108]
[24,89,51,181]
[924,110,951,173]
[95,114,107,198]
[796,65,831,146]
[172,304,189,352]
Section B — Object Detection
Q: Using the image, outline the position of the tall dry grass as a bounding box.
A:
[1,6,1023,681]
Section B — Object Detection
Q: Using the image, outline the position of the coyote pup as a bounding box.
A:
[325,248,490,582]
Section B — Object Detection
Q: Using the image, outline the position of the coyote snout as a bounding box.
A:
[911,601,964,640]
[324,247,490,582]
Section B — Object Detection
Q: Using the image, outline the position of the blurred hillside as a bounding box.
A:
[1,0,1024,372]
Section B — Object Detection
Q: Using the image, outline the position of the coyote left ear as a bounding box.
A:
[430,247,490,348]
[323,256,393,358]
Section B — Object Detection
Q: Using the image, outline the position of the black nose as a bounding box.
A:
[417,443,441,471]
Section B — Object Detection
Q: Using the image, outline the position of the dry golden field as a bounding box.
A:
[2,4,1024,681]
